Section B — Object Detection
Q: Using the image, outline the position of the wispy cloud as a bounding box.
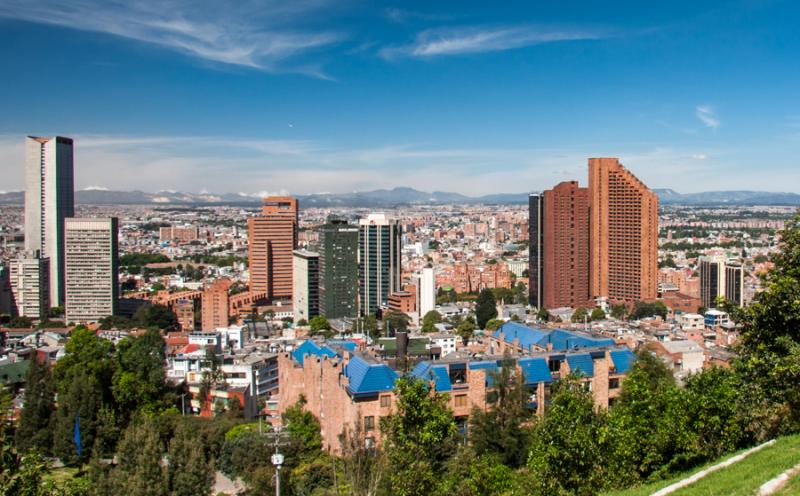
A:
[695,105,720,129]
[383,7,452,24]
[0,0,342,75]
[2,133,782,195]
[381,24,609,59]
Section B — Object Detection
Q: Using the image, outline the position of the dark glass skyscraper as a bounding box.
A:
[318,218,359,319]
[528,193,543,309]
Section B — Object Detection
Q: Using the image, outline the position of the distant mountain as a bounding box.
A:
[1,187,798,207]
[654,189,800,205]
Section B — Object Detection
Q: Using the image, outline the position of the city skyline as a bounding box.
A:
[1,1,800,194]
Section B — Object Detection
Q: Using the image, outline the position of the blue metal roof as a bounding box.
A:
[328,340,358,352]
[518,357,552,384]
[494,323,615,352]
[566,354,595,377]
[292,341,338,366]
[345,354,398,397]
[610,349,636,374]
[409,361,452,392]
[493,322,548,351]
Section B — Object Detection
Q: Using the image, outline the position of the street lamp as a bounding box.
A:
[271,452,284,496]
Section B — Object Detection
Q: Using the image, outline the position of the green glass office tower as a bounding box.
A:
[318,218,359,319]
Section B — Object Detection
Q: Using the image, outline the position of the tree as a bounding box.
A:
[590,307,606,321]
[338,424,386,496]
[382,311,410,336]
[381,378,457,496]
[112,329,169,417]
[571,307,589,323]
[53,326,115,403]
[526,379,610,495]
[167,422,214,496]
[113,420,168,496]
[437,448,518,496]
[610,303,628,320]
[283,396,323,462]
[733,212,800,437]
[351,314,379,339]
[52,371,104,465]
[133,304,178,331]
[456,319,475,345]
[512,282,527,304]
[8,316,33,328]
[484,318,504,332]
[15,359,55,454]
[630,301,668,320]
[536,307,550,322]
[308,315,331,336]
[469,358,532,468]
[420,310,442,333]
[475,289,497,329]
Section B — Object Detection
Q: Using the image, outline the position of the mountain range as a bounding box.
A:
[0,187,798,207]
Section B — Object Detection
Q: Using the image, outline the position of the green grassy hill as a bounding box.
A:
[605,434,800,496]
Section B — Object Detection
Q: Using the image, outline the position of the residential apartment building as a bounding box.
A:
[9,254,49,319]
[588,157,659,303]
[201,279,231,330]
[64,218,119,323]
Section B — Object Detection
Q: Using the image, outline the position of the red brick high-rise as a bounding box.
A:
[248,197,298,301]
[202,279,231,331]
[542,181,590,309]
[588,158,658,303]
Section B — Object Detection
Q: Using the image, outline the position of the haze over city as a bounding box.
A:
[1,0,800,195]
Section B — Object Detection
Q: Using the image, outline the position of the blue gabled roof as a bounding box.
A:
[494,323,616,352]
[469,360,500,387]
[345,354,398,397]
[292,341,338,366]
[543,329,616,351]
[566,354,595,377]
[409,361,453,392]
[493,322,548,351]
[518,357,552,384]
[610,349,636,374]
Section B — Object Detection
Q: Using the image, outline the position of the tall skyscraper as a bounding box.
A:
[25,136,74,306]
[64,218,118,323]
[358,213,401,316]
[700,255,744,308]
[202,278,231,331]
[293,250,319,323]
[9,254,50,319]
[416,267,436,318]
[318,218,359,319]
[588,158,658,303]
[528,193,544,308]
[542,181,590,309]
[248,197,298,301]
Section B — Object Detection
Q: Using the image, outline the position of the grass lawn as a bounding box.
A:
[774,469,800,495]
[42,466,81,486]
[604,435,800,496]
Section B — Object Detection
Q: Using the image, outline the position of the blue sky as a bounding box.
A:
[0,0,799,195]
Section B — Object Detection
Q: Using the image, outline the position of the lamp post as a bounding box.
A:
[271,452,284,496]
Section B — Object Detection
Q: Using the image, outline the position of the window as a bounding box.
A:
[454,395,468,407]
[609,378,620,389]
[380,395,391,408]
[364,416,375,432]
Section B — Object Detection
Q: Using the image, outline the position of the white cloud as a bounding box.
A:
[1,134,796,195]
[0,0,342,74]
[381,24,608,59]
[696,105,720,129]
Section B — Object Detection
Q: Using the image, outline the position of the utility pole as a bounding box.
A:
[263,425,291,495]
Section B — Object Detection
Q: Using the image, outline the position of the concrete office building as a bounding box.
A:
[588,158,659,303]
[248,197,298,301]
[700,256,745,308]
[64,218,118,323]
[318,218,359,319]
[9,254,50,319]
[359,213,401,316]
[293,250,319,323]
[542,181,591,309]
[528,193,544,308]
[25,136,74,306]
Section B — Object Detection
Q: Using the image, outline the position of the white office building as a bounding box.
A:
[64,218,118,323]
